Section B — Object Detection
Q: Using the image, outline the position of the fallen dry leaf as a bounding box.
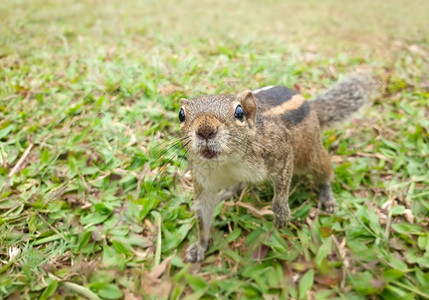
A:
[124,290,141,300]
[370,279,385,291]
[403,209,414,223]
[315,273,339,286]
[141,254,175,298]
[224,200,274,218]
[251,244,270,260]
[381,199,394,210]
[332,236,349,289]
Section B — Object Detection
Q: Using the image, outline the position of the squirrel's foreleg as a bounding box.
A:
[186,180,221,263]
[272,156,294,228]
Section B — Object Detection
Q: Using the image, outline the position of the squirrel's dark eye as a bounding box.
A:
[234,105,244,121]
[179,108,185,123]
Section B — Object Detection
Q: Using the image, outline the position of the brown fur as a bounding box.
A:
[179,76,370,262]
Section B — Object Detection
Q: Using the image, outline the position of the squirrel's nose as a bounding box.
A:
[196,127,217,140]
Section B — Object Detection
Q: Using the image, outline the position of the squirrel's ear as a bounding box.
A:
[179,98,189,106]
[238,90,257,128]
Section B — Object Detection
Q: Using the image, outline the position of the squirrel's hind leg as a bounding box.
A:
[309,148,337,213]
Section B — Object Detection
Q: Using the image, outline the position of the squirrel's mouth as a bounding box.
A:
[201,147,218,159]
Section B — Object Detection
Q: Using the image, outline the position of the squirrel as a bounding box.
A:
[178,75,370,262]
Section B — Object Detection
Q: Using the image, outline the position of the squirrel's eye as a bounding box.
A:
[179,108,185,122]
[235,105,244,121]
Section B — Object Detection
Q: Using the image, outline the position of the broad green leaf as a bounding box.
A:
[382,269,404,283]
[299,269,314,299]
[184,274,208,292]
[352,271,384,296]
[90,283,123,299]
[417,233,429,252]
[315,238,332,268]
[162,222,192,253]
[40,280,58,300]
[392,223,424,235]
[138,197,160,220]
[111,240,132,256]
[390,205,405,215]
[416,256,429,268]
[181,290,206,300]
[77,231,92,251]
[81,211,111,226]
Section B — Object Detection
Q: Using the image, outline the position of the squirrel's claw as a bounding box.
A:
[186,243,205,263]
[318,183,337,214]
[318,199,337,214]
[273,203,291,229]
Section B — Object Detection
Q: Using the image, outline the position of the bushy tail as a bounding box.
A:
[311,74,371,129]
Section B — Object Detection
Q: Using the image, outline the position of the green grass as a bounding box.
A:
[1,0,429,299]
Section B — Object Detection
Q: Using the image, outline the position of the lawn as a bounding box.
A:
[1,0,428,299]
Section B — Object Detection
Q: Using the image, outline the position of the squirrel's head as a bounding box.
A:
[179,91,257,162]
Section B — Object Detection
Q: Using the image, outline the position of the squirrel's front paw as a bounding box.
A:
[273,203,291,229]
[274,215,290,229]
[186,243,206,263]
